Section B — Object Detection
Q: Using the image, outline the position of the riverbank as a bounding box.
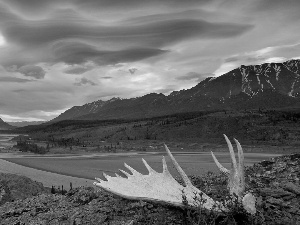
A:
[0,159,94,188]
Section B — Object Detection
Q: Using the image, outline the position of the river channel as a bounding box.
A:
[0,134,282,187]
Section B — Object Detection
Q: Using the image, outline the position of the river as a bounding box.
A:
[0,134,282,187]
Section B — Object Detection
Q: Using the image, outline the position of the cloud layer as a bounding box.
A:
[0,0,300,121]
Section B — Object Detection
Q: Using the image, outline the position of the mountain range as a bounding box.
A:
[52,59,300,122]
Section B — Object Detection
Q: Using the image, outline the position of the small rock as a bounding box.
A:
[281,182,300,195]
[266,197,284,206]
[288,207,300,216]
[282,195,295,201]
[242,193,256,215]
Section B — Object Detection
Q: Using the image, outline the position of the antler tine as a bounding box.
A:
[103,172,113,181]
[162,156,168,173]
[234,138,245,192]
[234,138,244,175]
[162,156,174,178]
[164,144,192,187]
[124,163,141,176]
[211,151,230,174]
[142,158,157,175]
[223,134,237,173]
[119,169,131,177]
[95,177,103,183]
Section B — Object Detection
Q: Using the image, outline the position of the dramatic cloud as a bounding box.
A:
[0,0,299,121]
[0,1,253,68]
[0,0,213,20]
[5,18,251,49]
[52,42,169,66]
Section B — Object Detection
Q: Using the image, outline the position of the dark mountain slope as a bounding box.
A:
[0,118,15,130]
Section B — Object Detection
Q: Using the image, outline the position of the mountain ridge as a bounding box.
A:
[0,118,15,130]
[51,59,300,122]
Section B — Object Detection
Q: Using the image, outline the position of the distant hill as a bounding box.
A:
[0,118,15,130]
[51,59,300,122]
[7,121,46,127]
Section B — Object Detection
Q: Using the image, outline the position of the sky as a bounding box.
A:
[0,0,300,122]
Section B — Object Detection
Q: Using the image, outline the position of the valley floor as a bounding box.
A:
[0,150,281,188]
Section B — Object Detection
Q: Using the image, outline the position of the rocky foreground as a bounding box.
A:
[0,154,299,225]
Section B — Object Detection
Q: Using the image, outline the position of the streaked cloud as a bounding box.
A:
[0,77,33,83]
[64,65,93,75]
[0,3,252,68]
[214,43,300,76]
[177,72,214,82]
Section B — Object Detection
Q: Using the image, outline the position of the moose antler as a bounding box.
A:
[211,134,256,214]
[93,144,218,210]
[94,135,256,214]
[211,134,245,198]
